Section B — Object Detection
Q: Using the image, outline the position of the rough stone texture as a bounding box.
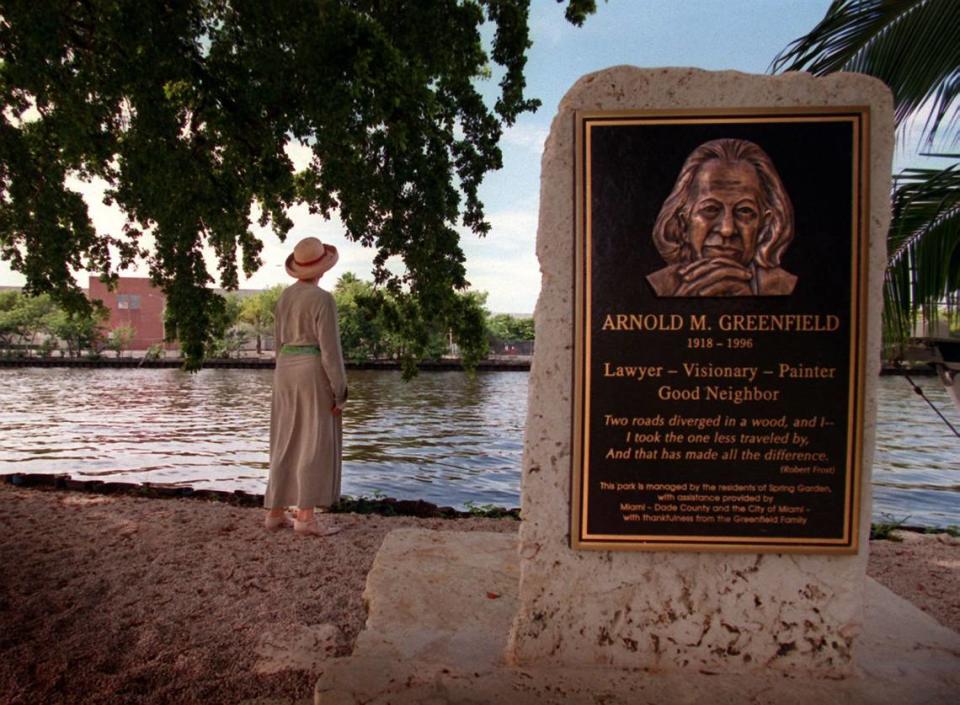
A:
[314,530,960,704]
[507,67,893,674]
[315,529,520,703]
[352,528,519,667]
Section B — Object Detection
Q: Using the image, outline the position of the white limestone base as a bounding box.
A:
[314,529,960,704]
[507,67,894,673]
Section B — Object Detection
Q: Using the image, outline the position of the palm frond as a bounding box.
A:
[884,164,960,342]
[772,0,960,145]
[927,72,960,145]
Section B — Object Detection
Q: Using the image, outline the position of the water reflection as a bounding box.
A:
[341,370,523,507]
[0,367,526,509]
[0,367,956,523]
[873,375,960,527]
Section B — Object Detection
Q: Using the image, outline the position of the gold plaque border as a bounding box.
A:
[571,107,871,554]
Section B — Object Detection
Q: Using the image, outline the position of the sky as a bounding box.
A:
[4,0,933,313]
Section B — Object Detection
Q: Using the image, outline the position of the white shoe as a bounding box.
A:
[264,511,295,530]
[294,517,342,537]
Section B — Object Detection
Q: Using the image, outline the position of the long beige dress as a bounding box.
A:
[265,281,348,509]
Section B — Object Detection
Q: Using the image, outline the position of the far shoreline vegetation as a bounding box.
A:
[0,273,950,374]
[0,273,534,371]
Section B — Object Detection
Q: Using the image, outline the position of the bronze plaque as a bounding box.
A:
[573,108,869,553]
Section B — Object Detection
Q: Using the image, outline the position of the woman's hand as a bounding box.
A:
[331,404,343,416]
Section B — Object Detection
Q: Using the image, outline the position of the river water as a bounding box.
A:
[0,368,957,527]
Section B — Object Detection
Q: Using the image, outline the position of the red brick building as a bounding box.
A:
[87,276,168,350]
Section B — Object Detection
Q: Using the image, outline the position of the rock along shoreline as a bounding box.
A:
[0,472,521,520]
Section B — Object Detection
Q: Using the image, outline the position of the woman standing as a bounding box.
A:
[264,236,347,536]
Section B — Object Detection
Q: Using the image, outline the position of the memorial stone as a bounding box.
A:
[507,67,892,674]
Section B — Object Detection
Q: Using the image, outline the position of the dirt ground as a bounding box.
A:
[0,484,956,705]
[866,528,960,634]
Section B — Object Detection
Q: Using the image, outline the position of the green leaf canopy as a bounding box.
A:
[0,0,592,368]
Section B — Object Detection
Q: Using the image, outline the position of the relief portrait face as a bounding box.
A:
[686,160,766,267]
[647,138,797,298]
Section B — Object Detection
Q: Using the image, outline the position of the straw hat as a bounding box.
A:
[285,237,339,279]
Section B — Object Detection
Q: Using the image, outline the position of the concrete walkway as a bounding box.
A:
[314,529,960,704]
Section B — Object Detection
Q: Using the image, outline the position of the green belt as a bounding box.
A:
[280,344,321,355]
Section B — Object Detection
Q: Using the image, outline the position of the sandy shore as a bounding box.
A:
[1,484,957,705]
